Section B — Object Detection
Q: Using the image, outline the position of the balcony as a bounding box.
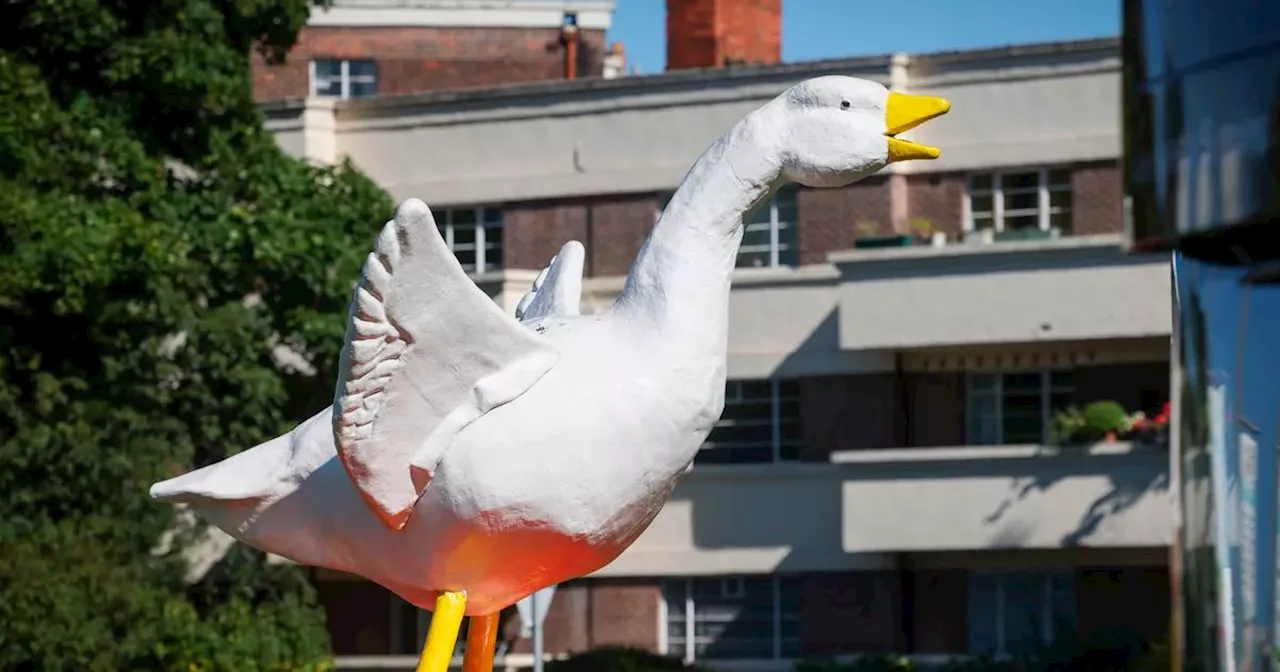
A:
[835,442,1170,554]
[830,234,1171,351]
[594,440,1169,577]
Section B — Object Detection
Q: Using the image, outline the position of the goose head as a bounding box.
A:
[773,75,951,188]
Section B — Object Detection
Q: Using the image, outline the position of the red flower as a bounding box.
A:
[1155,401,1171,425]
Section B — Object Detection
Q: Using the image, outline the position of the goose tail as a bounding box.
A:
[149,431,291,505]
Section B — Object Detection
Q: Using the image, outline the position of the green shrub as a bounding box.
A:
[797,656,917,672]
[1083,400,1131,435]
[1051,406,1089,445]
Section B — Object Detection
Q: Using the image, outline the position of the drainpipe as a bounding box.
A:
[561,12,579,80]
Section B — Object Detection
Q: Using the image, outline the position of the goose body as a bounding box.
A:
[150,75,951,619]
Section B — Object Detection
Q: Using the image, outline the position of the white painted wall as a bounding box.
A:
[265,40,1120,206]
[833,235,1172,350]
[903,46,1121,174]
[838,443,1171,552]
[591,441,1168,577]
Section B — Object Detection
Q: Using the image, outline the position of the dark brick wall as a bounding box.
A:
[498,194,659,276]
[315,579,394,655]
[503,200,591,271]
[508,578,660,654]
[797,176,893,264]
[906,173,967,236]
[587,578,662,649]
[589,194,661,277]
[912,569,969,654]
[798,374,898,459]
[465,161,1119,275]
[1070,161,1124,235]
[253,26,606,102]
[906,372,967,447]
[666,0,781,70]
[1071,362,1170,416]
[1076,566,1170,647]
[800,572,904,654]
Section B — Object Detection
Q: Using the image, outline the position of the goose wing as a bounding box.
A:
[333,199,560,530]
[514,241,585,322]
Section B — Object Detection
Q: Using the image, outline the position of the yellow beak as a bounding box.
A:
[884,91,951,163]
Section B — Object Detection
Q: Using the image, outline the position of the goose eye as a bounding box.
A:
[840,100,851,109]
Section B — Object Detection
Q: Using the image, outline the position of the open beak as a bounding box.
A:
[884,91,951,162]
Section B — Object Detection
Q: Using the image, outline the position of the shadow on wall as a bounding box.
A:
[981,446,1170,547]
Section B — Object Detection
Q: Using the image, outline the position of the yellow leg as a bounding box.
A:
[417,591,467,672]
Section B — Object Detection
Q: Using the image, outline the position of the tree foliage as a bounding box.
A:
[0,0,392,668]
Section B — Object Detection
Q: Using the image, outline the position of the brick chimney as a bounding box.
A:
[666,0,781,70]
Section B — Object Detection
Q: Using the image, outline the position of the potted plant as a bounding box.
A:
[992,226,1063,242]
[908,218,946,247]
[854,220,914,249]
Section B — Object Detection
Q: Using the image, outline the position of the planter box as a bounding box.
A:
[854,234,914,249]
[993,227,1063,242]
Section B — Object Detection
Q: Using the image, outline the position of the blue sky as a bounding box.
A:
[606,0,1121,75]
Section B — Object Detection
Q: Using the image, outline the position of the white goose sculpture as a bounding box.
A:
[150,75,949,672]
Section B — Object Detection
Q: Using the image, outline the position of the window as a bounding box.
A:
[967,168,1072,233]
[967,571,1076,656]
[698,380,800,464]
[657,186,798,268]
[310,59,378,99]
[437,207,503,274]
[740,185,798,268]
[966,371,1073,445]
[662,576,801,661]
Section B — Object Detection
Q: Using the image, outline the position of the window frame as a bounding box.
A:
[964,167,1072,233]
[660,575,800,662]
[309,58,378,100]
[698,379,800,464]
[436,206,503,275]
[657,186,798,269]
[965,370,1073,445]
[967,570,1076,656]
[740,185,798,268]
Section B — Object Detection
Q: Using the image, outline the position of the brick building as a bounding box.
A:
[251,2,1173,669]
[252,0,621,102]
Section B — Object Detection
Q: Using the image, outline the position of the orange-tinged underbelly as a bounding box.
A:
[394,525,627,616]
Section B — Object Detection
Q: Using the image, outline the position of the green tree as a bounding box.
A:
[0,0,392,668]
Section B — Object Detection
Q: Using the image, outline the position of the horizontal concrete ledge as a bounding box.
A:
[828,233,1129,266]
[335,654,990,672]
[471,264,842,294]
[335,652,566,671]
[831,441,1165,465]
